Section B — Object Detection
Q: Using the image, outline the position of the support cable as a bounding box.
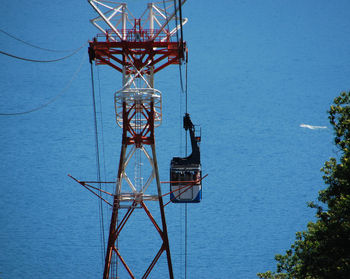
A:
[178,1,188,277]
[178,0,184,55]
[89,61,106,267]
[0,50,86,116]
[0,28,86,53]
[0,43,85,63]
[173,1,188,277]
[185,203,188,279]
[170,0,187,278]
[96,66,107,260]
[173,0,185,93]
[185,57,188,113]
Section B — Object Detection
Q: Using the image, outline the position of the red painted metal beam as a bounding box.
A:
[89,40,186,74]
[114,247,135,279]
[142,244,165,279]
[94,53,123,72]
[140,201,163,239]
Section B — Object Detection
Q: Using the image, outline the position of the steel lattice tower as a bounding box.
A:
[86,1,187,278]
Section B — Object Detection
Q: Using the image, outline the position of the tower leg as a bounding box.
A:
[151,144,174,279]
[102,104,173,278]
[103,144,127,279]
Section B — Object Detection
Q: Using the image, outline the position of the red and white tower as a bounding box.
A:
[85,1,187,278]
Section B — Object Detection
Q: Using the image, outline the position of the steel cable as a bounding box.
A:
[0,28,85,53]
[90,61,106,268]
[177,1,189,278]
[0,50,86,116]
[97,65,107,259]
[0,44,85,63]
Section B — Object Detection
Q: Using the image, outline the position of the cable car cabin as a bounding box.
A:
[170,113,202,203]
[170,164,202,203]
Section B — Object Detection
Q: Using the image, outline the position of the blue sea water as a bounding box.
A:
[1,1,350,278]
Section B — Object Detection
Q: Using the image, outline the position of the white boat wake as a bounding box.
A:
[300,124,327,130]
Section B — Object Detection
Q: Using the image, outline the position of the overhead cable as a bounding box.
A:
[176,2,189,278]
[172,0,186,94]
[0,51,87,116]
[90,61,106,264]
[0,43,85,63]
[96,65,108,258]
[0,28,85,53]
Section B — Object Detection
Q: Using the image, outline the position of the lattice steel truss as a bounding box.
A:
[86,1,187,278]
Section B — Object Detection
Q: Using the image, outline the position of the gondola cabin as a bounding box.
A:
[170,163,202,203]
[170,113,202,203]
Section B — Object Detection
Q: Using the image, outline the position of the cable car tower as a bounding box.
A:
[81,1,188,278]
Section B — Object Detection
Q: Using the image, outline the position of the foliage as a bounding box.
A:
[257,92,350,279]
